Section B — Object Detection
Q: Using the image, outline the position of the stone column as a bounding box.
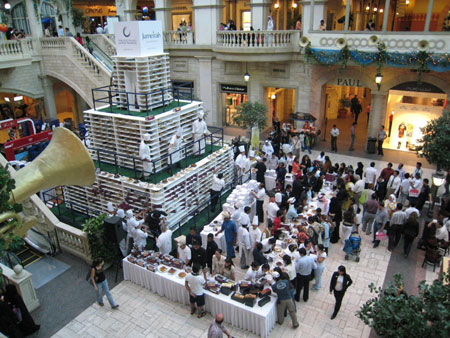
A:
[424,0,434,32]
[250,0,271,31]
[41,77,58,120]
[301,0,327,33]
[196,56,215,125]
[116,0,138,21]
[154,0,172,31]
[367,92,387,139]
[1,264,40,312]
[25,0,43,38]
[192,0,223,45]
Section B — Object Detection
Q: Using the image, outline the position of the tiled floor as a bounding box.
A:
[53,231,397,338]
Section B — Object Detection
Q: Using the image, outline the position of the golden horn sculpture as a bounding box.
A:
[8,127,96,204]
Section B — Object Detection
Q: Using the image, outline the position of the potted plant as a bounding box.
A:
[357,273,450,337]
[232,101,268,136]
[338,97,351,118]
[82,214,116,264]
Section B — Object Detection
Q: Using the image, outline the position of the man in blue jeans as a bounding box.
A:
[373,203,389,248]
[215,211,237,259]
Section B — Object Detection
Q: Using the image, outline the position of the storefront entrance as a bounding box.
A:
[221,84,248,127]
[323,83,371,151]
[265,87,296,125]
[383,82,446,152]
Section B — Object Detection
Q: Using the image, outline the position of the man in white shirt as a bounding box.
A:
[249,216,262,249]
[262,140,274,158]
[266,195,280,225]
[352,175,365,205]
[238,222,252,269]
[412,162,423,180]
[240,206,251,228]
[386,170,402,197]
[177,238,192,265]
[436,221,449,242]
[139,133,152,180]
[251,183,266,223]
[133,225,148,251]
[398,173,411,205]
[192,111,208,155]
[330,125,339,152]
[408,173,422,204]
[235,146,247,177]
[364,162,377,186]
[231,201,243,226]
[244,262,259,281]
[126,209,144,252]
[267,153,279,170]
[316,152,326,164]
[169,127,183,168]
[396,163,406,180]
[156,225,173,255]
[405,204,420,218]
[185,264,206,317]
[261,237,276,253]
[210,169,225,211]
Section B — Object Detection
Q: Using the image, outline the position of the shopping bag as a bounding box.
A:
[359,190,367,205]
[409,188,420,198]
[376,231,388,240]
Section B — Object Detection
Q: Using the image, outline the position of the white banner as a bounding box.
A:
[114,21,163,57]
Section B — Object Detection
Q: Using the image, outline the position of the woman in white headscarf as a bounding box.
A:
[385,194,397,220]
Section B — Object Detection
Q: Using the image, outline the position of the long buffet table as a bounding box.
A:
[123,259,278,337]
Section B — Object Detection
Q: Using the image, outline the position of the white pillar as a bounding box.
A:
[192,0,222,45]
[382,0,390,32]
[154,0,172,31]
[250,0,271,31]
[116,0,138,21]
[1,264,40,312]
[367,92,387,139]
[344,0,351,31]
[196,56,215,125]
[25,0,43,38]
[301,0,327,33]
[42,77,58,120]
[424,0,434,32]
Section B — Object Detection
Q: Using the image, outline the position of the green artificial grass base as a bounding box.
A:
[97,101,189,118]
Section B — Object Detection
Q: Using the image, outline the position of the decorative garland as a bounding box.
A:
[304,45,450,73]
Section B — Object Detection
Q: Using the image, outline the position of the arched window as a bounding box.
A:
[11,3,30,35]
[40,1,56,18]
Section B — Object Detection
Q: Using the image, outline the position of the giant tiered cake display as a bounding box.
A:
[62,21,234,227]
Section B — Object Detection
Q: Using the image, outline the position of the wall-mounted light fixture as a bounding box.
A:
[375,73,383,90]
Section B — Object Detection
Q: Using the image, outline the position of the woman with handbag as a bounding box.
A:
[3,284,40,335]
[90,257,119,309]
[329,265,353,319]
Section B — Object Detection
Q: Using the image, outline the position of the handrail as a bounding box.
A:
[83,34,116,56]
[92,83,194,115]
[164,31,195,45]
[90,40,113,71]
[88,126,224,182]
[40,37,111,78]
[0,38,34,58]
[216,30,300,48]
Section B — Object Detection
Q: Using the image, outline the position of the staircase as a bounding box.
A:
[39,37,112,107]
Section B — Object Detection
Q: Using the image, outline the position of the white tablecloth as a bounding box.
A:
[200,227,227,253]
[123,259,277,338]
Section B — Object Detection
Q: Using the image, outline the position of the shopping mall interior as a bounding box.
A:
[0,0,449,337]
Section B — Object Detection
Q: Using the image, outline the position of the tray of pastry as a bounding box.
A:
[230,292,246,304]
[159,266,168,273]
[177,271,187,279]
[127,256,137,263]
[214,274,228,284]
[167,268,177,275]
[171,259,184,269]
[146,264,158,272]
[244,294,257,307]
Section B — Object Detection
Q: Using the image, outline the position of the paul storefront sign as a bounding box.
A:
[114,21,163,57]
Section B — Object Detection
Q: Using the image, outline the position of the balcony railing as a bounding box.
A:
[164,31,195,46]
[216,30,300,49]
[0,39,35,62]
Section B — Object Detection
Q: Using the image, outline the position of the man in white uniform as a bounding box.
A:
[267,195,280,226]
[133,224,149,251]
[156,225,173,255]
[235,146,247,177]
[139,133,152,180]
[249,216,262,249]
[238,221,251,269]
[126,209,144,252]
[262,140,274,158]
[169,127,183,168]
[177,238,192,265]
[192,112,208,155]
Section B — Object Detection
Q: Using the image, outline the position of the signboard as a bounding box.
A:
[331,78,366,88]
[220,84,247,93]
[391,81,444,94]
[114,21,163,57]
[0,119,18,129]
